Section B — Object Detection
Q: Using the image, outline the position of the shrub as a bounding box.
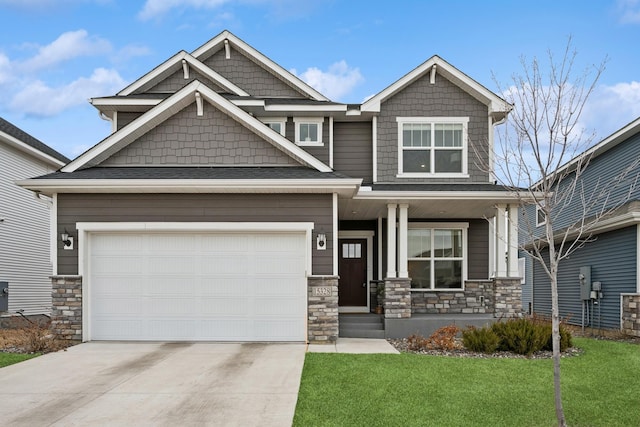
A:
[491,318,547,356]
[461,326,500,353]
[406,325,462,351]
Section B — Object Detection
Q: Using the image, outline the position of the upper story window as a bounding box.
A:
[536,203,547,227]
[397,117,469,177]
[261,118,286,136]
[294,117,324,146]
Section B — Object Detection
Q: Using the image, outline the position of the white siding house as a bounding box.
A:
[0,118,68,317]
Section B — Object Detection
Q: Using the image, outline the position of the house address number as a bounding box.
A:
[312,287,332,297]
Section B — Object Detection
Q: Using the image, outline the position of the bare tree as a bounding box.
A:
[479,40,638,426]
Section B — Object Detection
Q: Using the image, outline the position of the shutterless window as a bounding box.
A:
[398,118,468,175]
[261,118,286,136]
[408,227,464,290]
[294,118,324,145]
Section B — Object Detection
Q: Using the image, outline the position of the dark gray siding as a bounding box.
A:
[57,193,333,276]
[333,122,373,183]
[143,68,223,94]
[203,46,307,98]
[116,112,143,131]
[377,73,490,184]
[467,219,489,279]
[283,118,329,165]
[102,103,300,167]
[533,225,637,329]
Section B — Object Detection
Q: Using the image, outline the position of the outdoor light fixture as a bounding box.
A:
[316,232,327,250]
[61,230,74,250]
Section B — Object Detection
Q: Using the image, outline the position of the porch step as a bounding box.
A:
[339,314,385,339]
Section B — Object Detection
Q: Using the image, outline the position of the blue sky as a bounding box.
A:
[0,0,639,159]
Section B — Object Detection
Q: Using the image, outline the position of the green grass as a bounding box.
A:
[294,338,640,427]
[0,352,39,368]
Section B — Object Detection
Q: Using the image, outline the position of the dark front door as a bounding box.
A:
[338,239,367,307]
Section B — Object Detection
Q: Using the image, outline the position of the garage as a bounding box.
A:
[86,230,308,342]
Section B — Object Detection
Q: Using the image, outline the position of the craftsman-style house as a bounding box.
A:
[20,31,522,342]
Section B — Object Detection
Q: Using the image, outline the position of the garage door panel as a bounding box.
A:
[89,231,307,341]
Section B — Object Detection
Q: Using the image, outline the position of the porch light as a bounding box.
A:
[61,230,73,250]
[316,232,327,250]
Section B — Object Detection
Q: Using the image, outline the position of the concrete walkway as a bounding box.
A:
[0,342,306,427]
[307,338,399,354]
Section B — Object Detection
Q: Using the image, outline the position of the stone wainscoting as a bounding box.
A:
[621,293,640,337]
[307,276,339,343]
[50,275,83,341]
[404,278,522,318]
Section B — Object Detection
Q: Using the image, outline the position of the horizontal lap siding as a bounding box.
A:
[533,226,637,329]
[57,193,333,276]
[467,219,489,279]
[333,122,373,183]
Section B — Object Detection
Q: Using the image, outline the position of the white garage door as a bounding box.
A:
[88,232,307,341]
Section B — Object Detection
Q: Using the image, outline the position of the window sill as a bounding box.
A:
[296,142,324,147]
[397,173,469,179]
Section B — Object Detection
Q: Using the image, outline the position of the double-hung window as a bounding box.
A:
[408,223,467,290]
[294,118,324,146]
[397,117,468,177]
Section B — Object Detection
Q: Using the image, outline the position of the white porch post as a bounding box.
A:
[386,203,397,278]
[507,204,519,277]
[398,204,409,278]
[495,204,508,277]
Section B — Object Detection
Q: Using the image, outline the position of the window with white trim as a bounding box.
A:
[536,203,546,227]
[397,117,468,176]
[261,118,286,136]
[294,117,324,145]
[408,223,467,290]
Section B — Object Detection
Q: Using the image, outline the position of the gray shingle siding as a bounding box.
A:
[533,226,637,329]
[202,46,307,98]
[283,118,329,165]
[333,122,373,183]
[116,112,142,131]
[57,193,333,276]
[102,103,300,166]
[142,69,223,94]
[376,73,490,184]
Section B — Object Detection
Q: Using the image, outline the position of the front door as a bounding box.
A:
[338,238,368,308]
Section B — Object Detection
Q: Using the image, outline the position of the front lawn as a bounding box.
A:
[0,352,39,368]
[294,338,640,427]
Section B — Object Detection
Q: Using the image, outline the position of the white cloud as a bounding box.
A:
[112,44,152,63]
[582,81,640,138]
[0,52,11,85]
[139,0,229,20]
[291,61,363,101]
[21,30,112,72]
[10,68,125,117]
[617,0,640,23]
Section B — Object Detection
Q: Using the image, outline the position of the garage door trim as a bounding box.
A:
[77,222,314,341]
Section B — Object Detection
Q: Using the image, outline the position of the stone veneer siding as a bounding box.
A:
[411,280,493,314]
[384,278,411,319]
[51,275,82,341]
[621,293,640,337]
[409,279,522,317]
[493,277,523,318]
[307,276,339,342]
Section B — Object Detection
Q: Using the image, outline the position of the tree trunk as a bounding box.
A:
[550,272,567,427]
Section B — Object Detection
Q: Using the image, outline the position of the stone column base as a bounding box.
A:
[308,276,339,343]
[622,293,640,337]
[50,275,83,341]
[493,277,523,318]
[384,278,411,319]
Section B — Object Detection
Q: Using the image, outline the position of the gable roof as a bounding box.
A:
[116,51,249,97]
[191,30,330,102]
[361,55,512,120]
[63,80,332,173]
[0,117,69,167]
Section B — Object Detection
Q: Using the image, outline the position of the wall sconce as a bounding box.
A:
[316,232,326,250]
[61,230,74,250]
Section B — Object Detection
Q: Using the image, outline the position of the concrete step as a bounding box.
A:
[339,329,386,339]
[339,321,383,331]
[339,314,383,324]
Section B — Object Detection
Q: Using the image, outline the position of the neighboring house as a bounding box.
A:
[0,118,69,319]
[521,117,640,336]
[19,30,523,343]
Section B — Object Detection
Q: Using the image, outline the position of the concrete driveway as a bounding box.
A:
[0,342,306,427]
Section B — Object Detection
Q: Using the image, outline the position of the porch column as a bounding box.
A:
[386,203,397,278]
[398,204,409,278]
[494,204,508,277]
[507,204,520,277]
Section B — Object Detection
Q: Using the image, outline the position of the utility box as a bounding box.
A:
[0,281,8,312]
[579,266,591,300]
